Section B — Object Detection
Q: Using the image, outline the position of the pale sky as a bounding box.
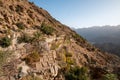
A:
[29,0,120,28]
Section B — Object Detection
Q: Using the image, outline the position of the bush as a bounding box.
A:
[90,67,107,79]
[40,23,54,35]
[0,36,12,48]
[16,22,25,30]
[66,57,74,65]
[102,74,118,80]
[33,31,41,41]
[65,66,90,80]
[16,5,23,13]
[18,33,33,43]
[24,52,40,65]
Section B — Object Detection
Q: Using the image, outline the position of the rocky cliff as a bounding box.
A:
[0,0,120,80]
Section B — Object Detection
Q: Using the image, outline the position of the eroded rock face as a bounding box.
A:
[0,0,120,80]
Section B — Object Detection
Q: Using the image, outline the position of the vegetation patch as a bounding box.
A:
[57,48,74,66]
[16,22,25,30]
[33,31,41,41]
[102,73,118,80]
[0,36,12,48]
[40,23,54,35]
[18,31,43,43]
[64,66,90,80]
[62,48,73,65]
[66,57,74,65]
[16,5,23,13]
[24,52,40,65]
[63,66,119,80]
[18,33,33,43]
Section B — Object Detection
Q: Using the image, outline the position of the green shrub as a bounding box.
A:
[16,5,23,13]
[102,74,118,80]
[18,33,33,43]
[66,57,74,65]
[33,31,41,41]
[90,67,107,79]
[65,72,77,80]
[40,23,54,35]
[0,36,12,48]
[65,66,90,80]
[16,22,25,30]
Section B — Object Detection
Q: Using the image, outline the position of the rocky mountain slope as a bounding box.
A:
[0,0,120,80]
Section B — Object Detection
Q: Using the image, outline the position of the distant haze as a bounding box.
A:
[75,25,120,56]
[75,25,120,43]
[29,0,120,28]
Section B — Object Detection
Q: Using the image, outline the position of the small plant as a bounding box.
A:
[102,73,118,80]
[66,57,74,65]
[16,22,25,30]
[0,36,12,48]
[18,33,33,43]
[24,52,40,65]
[16,5,23,13]
[40,23,54,35]
[18,67,22,73]
[33,31,41,41]
[65,66,90,80]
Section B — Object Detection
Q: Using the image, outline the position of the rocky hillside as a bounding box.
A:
[0,0,120,80]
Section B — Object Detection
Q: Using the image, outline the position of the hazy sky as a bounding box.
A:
[29,0,120,28]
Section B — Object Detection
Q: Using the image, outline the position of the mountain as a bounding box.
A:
[75,25,120,56]
[0,0,120,80]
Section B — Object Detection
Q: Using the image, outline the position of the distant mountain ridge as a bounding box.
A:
[75,25,120,43]
[75,25,120,56]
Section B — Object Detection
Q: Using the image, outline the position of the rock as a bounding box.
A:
[17,62,30,75]
[50,64,58,77]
